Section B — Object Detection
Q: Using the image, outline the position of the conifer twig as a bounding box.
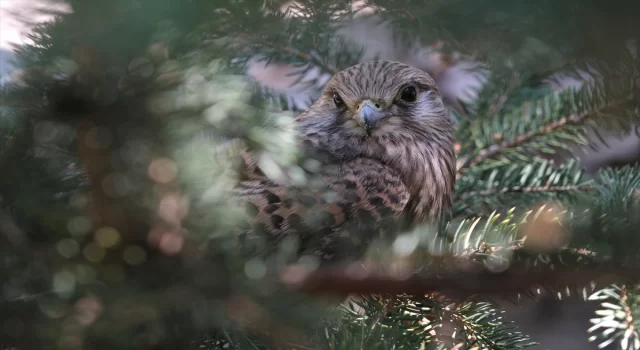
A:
[458,184,594,199]
[458,185,640,200]
[462,112,589,172]
[225,293,321,350]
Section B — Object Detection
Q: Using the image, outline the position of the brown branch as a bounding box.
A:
[280,262,638,299]
[75,120,137,233]
[462,112,589,172]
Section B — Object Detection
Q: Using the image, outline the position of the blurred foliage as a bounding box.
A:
[1,0,640,349]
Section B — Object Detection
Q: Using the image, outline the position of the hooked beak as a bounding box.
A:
[355,100,387,135]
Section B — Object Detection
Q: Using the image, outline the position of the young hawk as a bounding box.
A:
[235,60,456,262]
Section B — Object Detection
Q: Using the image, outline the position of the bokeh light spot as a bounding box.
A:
[33,120,59,143]
[57,335,82,350]
[121,139,152,165]
[57,239,80,259]
[521,202,569,253]
[157,193,188,225]
[69,193,89,209]
[484,254,510,273]
[158,230,184,256]
[393,233,419,257]
[95,227,120,248]
[83,243,106,262]
[74,296,103,327]
[37,297,69,319]
[148,157,178,184]
[74,265,96,284]
[244,258,267,280]
[53,270,76,299]
[67,216,92,236]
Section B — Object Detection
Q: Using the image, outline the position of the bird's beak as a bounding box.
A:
[355,100,387,135]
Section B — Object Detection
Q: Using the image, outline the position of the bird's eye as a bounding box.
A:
[400,86,418,102]
[332,93,344,108]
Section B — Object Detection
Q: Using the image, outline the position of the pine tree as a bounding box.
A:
[2,1,640,349]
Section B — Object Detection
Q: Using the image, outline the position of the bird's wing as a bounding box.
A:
[233,151,411,261]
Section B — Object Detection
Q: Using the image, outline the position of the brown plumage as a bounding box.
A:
[235,60,456,262]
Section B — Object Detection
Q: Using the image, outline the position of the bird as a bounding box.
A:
[233,60,456,263]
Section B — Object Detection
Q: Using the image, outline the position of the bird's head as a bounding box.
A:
[308,60,448,140]
[297,60,456,222]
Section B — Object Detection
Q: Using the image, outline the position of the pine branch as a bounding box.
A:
[461,185,640,199]
[588,284,640,349]
[455,185,640,217]
[460,111,589,173]
[457,184,594,200]
[453,156,590,218]
[224,293,322,350]
[455,301,535,349]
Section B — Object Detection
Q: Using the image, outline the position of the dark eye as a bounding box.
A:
[332,93,344,107]
[400,86,417,102]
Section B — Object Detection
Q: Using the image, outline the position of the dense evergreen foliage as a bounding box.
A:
[2,1,640,349]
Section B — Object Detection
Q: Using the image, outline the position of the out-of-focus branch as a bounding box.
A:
[225,294,322,350]
[279,261,637,299]
[241,35,338,75]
